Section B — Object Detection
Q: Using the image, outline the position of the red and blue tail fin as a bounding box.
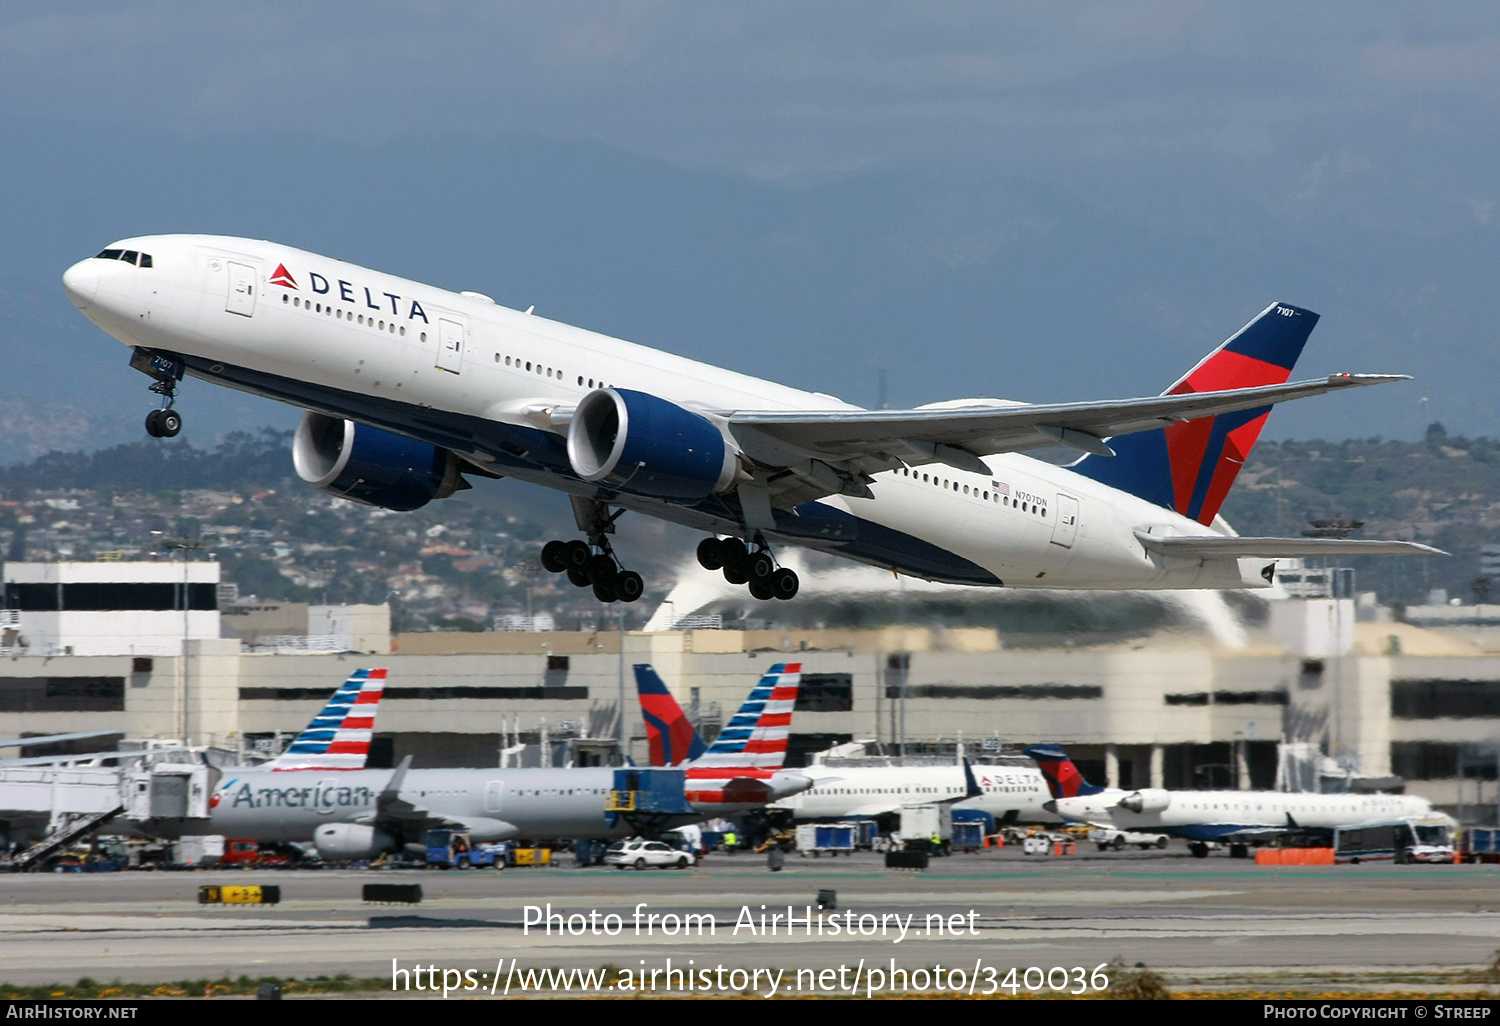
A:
[634,664,708,767]
[1072,302,1318,525]
[1023,744,1106,799]
[688,663,801,775]
[267,668,386,771]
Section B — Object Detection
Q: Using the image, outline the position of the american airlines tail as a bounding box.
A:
[633,662,804,805]
[634,664,708,766]
[1071,302,1317,526]
[265,668,387,770]
[1023,744,1108,800]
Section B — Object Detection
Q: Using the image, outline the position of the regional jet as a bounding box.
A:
[63,238,1439,604]
[1026,744,1437,859]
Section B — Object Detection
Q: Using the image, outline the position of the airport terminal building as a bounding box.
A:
[1,562,1497,822]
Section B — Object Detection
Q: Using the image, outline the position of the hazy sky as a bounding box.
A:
[3,3,1499,446]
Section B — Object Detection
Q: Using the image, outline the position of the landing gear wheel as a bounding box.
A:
[614,571,644,603]
[720,537,748,570]
[567,567,592,588]
[1189,842,1209,859]
[145,410,162,437]
[593,582,617,603]
[771,567,800,600]
[696,537,725,571]
[724,564,749,585]
[586,554,618,585]
[541,540,568,573]
[748,578,774,601]
[1229,843,1248,859]
[563,540,591,571]
[748,552,775,582]
[157,410,182,437]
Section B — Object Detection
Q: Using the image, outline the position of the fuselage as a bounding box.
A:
[772,762,1058,823]
[1052,787,1434,842]
[63,235,1266,589]
[204,766,652,843]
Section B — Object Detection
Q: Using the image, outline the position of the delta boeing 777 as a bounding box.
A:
[62,237,1437,603]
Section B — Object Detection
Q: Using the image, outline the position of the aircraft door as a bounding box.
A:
[225,262,257,317]
[1051,493,1079,548]
[436,318,464,373]
[484,781,504,812]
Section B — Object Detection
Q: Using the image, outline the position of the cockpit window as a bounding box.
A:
[92,249,152,267]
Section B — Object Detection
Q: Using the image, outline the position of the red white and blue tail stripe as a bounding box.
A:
[267,668,386,771]
[683,662,801,805]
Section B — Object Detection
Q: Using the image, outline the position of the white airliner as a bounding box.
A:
[637,664,1057,824]
[1027,745,1436,858]
[62,237,1438,603]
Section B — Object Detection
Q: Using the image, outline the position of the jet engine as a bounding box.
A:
[1116,789,1171,814]
[566,388,741,500]
[293,411,465,511]
[313,822,395,859]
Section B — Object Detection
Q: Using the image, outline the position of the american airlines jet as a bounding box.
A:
[201,668,808,859]
[62,238,1437,604]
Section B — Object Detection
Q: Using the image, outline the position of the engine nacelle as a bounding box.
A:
[566,388,739,500]
[293,411,464,511]
[1117,789,1171,815]
[313,822,395,859]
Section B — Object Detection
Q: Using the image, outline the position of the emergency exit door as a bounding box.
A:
[1051,494,1079,548]
[436,318,464,373]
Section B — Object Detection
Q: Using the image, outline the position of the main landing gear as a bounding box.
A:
[696,535,799,601]
[539,538,645,604]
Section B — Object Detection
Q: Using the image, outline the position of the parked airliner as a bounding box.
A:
[1027,744,1437,858]
[196,668,808,859]
[637,664,1056,824]
[62,237,1437,604]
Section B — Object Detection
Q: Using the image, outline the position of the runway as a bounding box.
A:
[2,849,1496,996]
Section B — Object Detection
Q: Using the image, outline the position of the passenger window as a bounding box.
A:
[577,376,584,385]
[421,332,427,342]
[282,294,289,304]
[525,361,532,371]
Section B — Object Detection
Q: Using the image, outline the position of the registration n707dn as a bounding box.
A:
[62,237,1437,603]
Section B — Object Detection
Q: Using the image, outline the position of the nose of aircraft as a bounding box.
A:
[62,259,99,310]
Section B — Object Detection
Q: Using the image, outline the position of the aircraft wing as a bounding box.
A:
[1133,531,1445,559]
[725,374,1407,504]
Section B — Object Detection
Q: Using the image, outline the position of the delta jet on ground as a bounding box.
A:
[1026,744,1436,858]
[63,237,1439,605]
[636,664,1055,824]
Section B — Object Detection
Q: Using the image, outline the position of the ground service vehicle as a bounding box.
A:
[1334,816,1456,864]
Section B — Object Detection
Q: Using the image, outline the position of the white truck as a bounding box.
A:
[898,805,953,854]
[1088,826,1170,851]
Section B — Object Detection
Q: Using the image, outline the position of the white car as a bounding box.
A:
[603,839,694,871]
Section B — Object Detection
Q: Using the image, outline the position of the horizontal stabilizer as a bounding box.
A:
[1133,531,1445,559]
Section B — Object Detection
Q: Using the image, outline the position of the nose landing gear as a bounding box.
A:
[130,347,185,439]
[697,535,798,601]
